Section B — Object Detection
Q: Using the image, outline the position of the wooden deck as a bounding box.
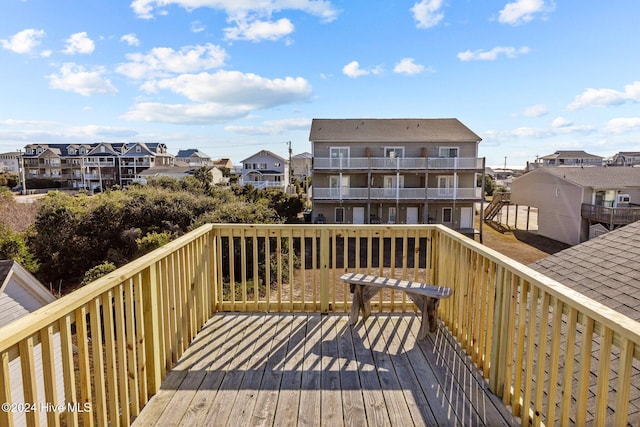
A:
[132,313,518,426]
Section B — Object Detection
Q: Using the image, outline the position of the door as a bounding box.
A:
[406,207,418,224]
[437,175,455,197]
[353,207,365,224]
[460,207,473,228]
[329,175,349,198]
[330,147,350,168]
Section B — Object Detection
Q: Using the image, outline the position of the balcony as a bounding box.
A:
[582,203,640,226]
[1,224,638,426]
[314,157,484,171]
[313,187,482,201]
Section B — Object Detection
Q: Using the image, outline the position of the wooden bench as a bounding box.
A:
[340,273,453,340]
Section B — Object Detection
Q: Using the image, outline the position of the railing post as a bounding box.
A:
[320,227,330,313]
[142,263,163,395]
[489,267,510,396]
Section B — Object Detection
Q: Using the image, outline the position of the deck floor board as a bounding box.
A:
[133,313,519,427]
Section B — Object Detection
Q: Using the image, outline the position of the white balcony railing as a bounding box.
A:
[313,187,483,200]
[314,157,483,171]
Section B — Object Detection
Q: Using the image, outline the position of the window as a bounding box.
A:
[274,162,281,167]
[79,148,85,154]
[384,147,404,158]
[100,146,106,153]
[135,146,141,153]
[442,207,452,223]
[439,147,459,158]
[68,148,75,155]
[245,164,250,169]
[335,207,345,223]
[259,163,267,169]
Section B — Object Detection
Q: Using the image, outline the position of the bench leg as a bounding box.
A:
[350,285,381,325]
[407,294,440,340]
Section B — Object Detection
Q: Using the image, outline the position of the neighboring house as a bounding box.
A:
[608,151,640,167]
[240,150,289,190]
[213,158,234,170]
[83,142,126,190]
[536,150,603,167]
[136,165,226,185]
[0,260,64,427]
[510,167,640,245]
[118,142,174,187]
[292,152,312,181]
[528,221,640,420]
[175,149,213,167]
[309,118,484,231]
[20,142,174,189]
[0,152,20,174]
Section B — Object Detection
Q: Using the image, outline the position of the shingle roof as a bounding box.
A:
[539,166,640,190]
[530,221,640,322]
[176,149,210,158]
[539,150,603,160]
[308,118,481,142]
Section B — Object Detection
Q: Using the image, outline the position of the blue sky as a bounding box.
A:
[1,0,639,168]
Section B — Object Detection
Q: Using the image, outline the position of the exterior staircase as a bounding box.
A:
[484,192,511,232]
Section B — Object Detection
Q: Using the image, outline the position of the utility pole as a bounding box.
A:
[18,149,27,194]
[288,140,293,188]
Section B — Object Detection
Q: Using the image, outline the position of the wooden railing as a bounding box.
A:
[1,223,639,426]
[582,203,640,226]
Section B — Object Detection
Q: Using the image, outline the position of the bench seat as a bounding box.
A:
[340,273,453,340]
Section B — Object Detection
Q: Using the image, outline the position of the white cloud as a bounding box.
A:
[48,63,118,96]
[130,0,340,23]
[393,58,425,75]
[116,43,227,79]
[457,46,529,61]
[498,0,553,25]
[224,17,294,42]
[520,104,548,117]
[63,32,95,55]
[143,70,312,105]
[124,70,312,123]
[0,28,45,54]
[121,33,140,46]
[191,20,206,33]
[121,102,255,124]
[342,61,382,78]
[567,81,640,110]
[411,0,444,29]
[605,117,640,134]
[551,116,572,128]
[225,118,311,135]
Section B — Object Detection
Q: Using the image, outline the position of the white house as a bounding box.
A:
[0,260,64,427]
[240,150,289,190]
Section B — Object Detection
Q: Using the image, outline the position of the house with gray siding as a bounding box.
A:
[309,118,484,231]
[510,167,640,245]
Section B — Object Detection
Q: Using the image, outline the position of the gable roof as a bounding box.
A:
[0,260,55,328]
[241,150,287,163]
[308,118,482,143]
[523,166,640,190]
[529,221,640,321]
